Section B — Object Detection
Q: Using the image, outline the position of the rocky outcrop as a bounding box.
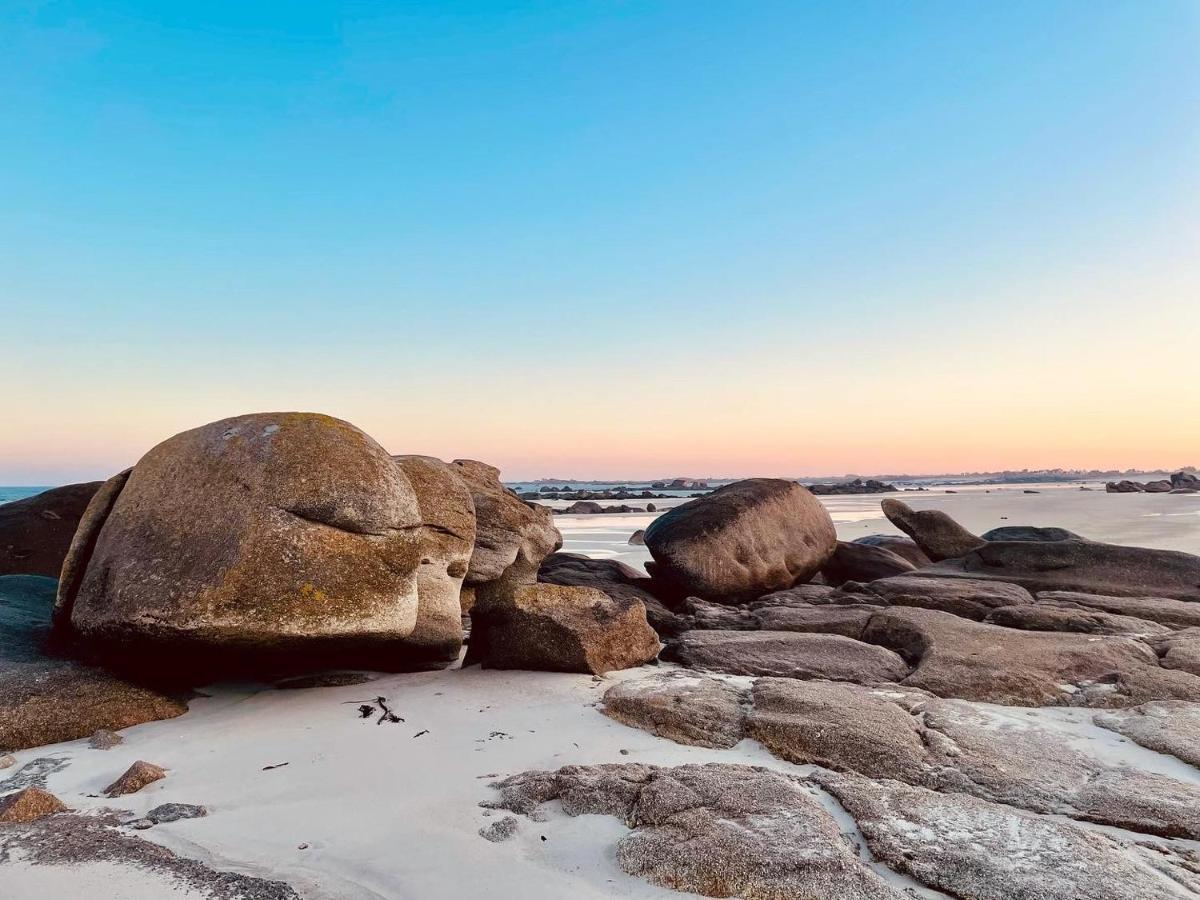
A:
[487,763,907,900]
[1107,479,1146,492]
[819,541,914,587]
[806,478,896,495]
[393,455,477,668]
[643,479,836,602]
[922,538,1200,601]
[0,482,102,577]
[56,413,442,679]
[1,576,186,752]
[451,459,561,607]
[985,603,1171,636]
[537,553,685,637]
[664,629,909,683]
[1095,701,1200,768]
[1172,471,1200,490]
[880,498,985,561]
[463,584,659,674]
[816,771,1200,900]
[602,672,747,748]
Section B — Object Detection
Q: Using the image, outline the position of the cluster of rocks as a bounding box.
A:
[650,478,708,490]
[554,500,656,515]
[519,488,675,501]
[805,477,897,495]
[1107,471,1199,493]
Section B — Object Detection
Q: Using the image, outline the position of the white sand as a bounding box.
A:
[5,485,1200,898]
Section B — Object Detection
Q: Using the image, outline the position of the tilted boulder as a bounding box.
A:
[0,482,102,577]
[392,455,477,667]
[880,498,984,562]
[450,460,560,607]
[820,541,915,587]
[852,534,930,567]
[538,552,686,636]
[464,583,659,674]
[55,412,453,680]
[643,479,836,603]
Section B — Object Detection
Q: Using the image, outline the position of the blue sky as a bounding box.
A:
[3,1,1198,481]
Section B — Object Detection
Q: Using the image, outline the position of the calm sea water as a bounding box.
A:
[0,486,51,505]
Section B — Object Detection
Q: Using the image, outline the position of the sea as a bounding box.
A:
[0,486,51,505]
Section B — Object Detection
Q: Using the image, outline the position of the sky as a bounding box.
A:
[3,1,1199,483]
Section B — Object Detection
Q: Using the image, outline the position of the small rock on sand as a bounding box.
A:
[0,786,67,822]
[0,754,14,769]
[479,815,519,842]
[89,728,124,750]
[105,760,166,797]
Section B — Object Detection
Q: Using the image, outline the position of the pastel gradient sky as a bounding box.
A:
[4,1,1199,483]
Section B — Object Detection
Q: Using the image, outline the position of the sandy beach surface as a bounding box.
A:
[4,484,1200,899]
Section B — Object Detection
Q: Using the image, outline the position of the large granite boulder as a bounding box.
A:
[464,583,659,674]
[1,576,185,752]
[392,455,477,667]
[643,479,836,603]
[921,539,1200,601]
[450,460,560,607]
[0,483,102,577]
[820,541,915,587]
[537,552,686,636]
[880,498,984,561]
[55,413,447,679]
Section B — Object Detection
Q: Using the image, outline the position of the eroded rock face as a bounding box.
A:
[538,553,686,637]
[602,672,747,748]
[664,629,909,683]
[923,539,1200,601]
[863,606,1200,707]
[464,584,659,674]
[880,498,984,561]
[643,479,836,603]
[0,482,102,578]
[58,413,431,679]
[816,771,1200,900]
[487,763,908,900]
[0,576,186,752]
[819,541,914,587]
[452,459,561,606]
[1095,701,1200,768]
[393,455,476,668]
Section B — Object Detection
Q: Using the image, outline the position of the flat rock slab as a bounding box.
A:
[488,763,908,899]
[1038,591,1200,629]
[1095,701,1200,768]
[985,604,1171,636]
[923,539,1200,602]
[603,672,747,748]
[863,606,1200,707]
[817,771,1200,900]
[850,574,1033,620]
[664,629,909,683]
